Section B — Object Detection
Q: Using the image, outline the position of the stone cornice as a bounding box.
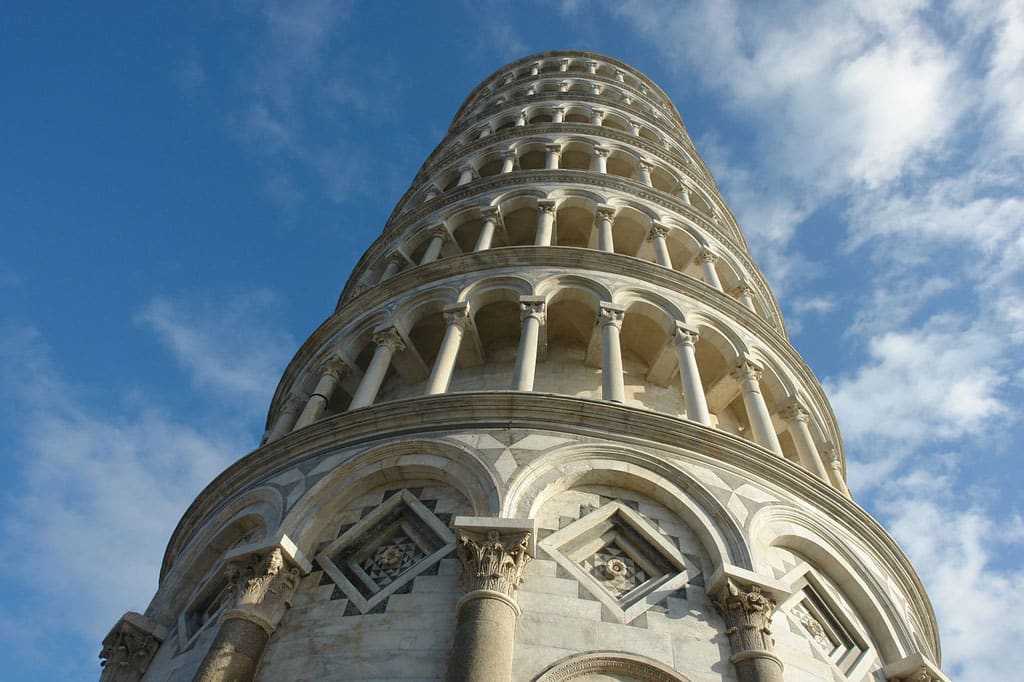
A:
[161,391,936,657]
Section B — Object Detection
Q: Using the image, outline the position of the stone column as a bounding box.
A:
[585,59,598,75]
[512,297,546,391]
[420,225,450,265]
[614,68,626,83]
[629,119,642,136]
[535,200,556,246]
[425,303,471,395]
[638,160,654,187]
[712,580,784,682]
[448,518,535,682]
[590,82,602,96]
[673,325,711,426]
[558,80,570,93]
[552,105,565,123]
[457,165,476,186]
[99,612,167,682]
[349,328,405,410]
[478,125,492,139]
[379,255,402,282]
[679,186,692,205]
[193,547,301,682]
[599,302,626,403]
[529,61,540,76]
[780,400,831,483]
[647,223,673,267]
[544,143,561,170]
[593,146,610,174]
[596,205,616,253]
[559,58,570,72]
[474,208,501,252]
[516,109,527,126]
[824,444,852,498]
[697,248,724,290]
[293,359,348,431]
[733,281,756,312]
[731,357,782,455]
[590,108,604,125]
[500,150,516,174]
[264,396,303,444]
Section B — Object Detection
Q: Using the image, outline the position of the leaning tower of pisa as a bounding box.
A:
[100,51,948,682]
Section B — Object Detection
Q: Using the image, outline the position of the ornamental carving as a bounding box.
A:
[221,547,301,634]
[372,327,406,353]
[598,304,625,329]
[712,580,777,655]
[99,613,166,682]
[456,529,532,598]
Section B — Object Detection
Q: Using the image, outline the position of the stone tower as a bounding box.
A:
[101,51,947,682]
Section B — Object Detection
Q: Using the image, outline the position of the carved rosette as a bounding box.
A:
[712,580,777,656]
[456,529,533,598]
[221,547,301,634]
[99,613,166,682]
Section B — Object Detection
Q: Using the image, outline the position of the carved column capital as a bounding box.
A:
[429,224,451,242]
[596,204,616,221]
[372,327,406,353]
[453,518,536,600]
[520,297,546,324]
[481,206,502,225]
[647,222,670,241]
[99,612,168,682]
[598,302,625,329]
[537,199,557,214]
[590,107,605,121]
[673,323,700,348]
[696,247,718,264]
[443,302,472,329]
[593,145,611,158]
[638,160,654,172]
[319,357,350,381]
[731,281,754,298]
[712,579,778,657]
[730,355,763,383]
[779,399,809,424]
[221,547,302,634]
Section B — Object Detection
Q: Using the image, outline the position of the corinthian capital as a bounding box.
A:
[453,518,536,599]
[373,327,406,353]
[712,579,777,655]
[99,612,168,682]
[221,547,302,634]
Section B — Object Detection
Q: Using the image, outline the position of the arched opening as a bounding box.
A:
[559,141,591,170]
[555,200,595,248]
[619,300,681,414]
[606,150,638,180]
[611,206,649,257]
[533,287,601,398]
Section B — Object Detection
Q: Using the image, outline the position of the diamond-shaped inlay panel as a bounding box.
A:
[316,489,455,614]
[541,501,693,623]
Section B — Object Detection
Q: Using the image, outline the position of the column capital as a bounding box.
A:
[731,281,754,298]
[559,80,570,92]
[372,327,406,353]
[638,159,654,172]
[552,104,565,114]
[673,323,700,347]
[593,145,611,158]
[318,356,350,381]
[453,517,536,599]
[481,206,502,224]
[590,107,605,120]
[647,222,670,240]
[614,68,626,82]
[696,247,718,264]
[590,82,602,95]
[596,204,616,220]
[584,59,599,73]
[711,578,779,659]
[220,547,302,635]
[520,295,546,323]
[500,148,517,160]
[779,399,810,424]
[443,302,472,328]
[823,444,843,470]
[598,302,625,329]
[529,61,541,75]
[544,142,562,153]
[99,612,168,682]
[559,58,570,71]
[730,355,763,382]
[429,224,451,241]
[537,199,557,213]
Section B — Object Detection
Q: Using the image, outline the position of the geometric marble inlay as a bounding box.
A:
[541,501,691,623]
[315,489,455,614]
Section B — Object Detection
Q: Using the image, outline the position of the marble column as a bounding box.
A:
[425,303,471,395]
[731,357,782,455]
[529,61,540,76]
[780,400,831,483]
[629,119,642,136]
[593,146,610,174]
[648,223,673,267]
[596,205,616,253]
[638,160,654,187]
[193,548,301,682]
[590,108,604,125]
[697,248,723,290]
[614,68,626,83]
[448,518,535,682]
[500,150,516,174]
[552,105,565,123]
[559,58,570,72]
[535,200,556,246]
[420,225,450,265]
[599,302,626,403]
[264,396,303,444]
[673,325,711,425]
[293,359,348,431]
[558,80,570,93]
[457,165,475,186]
[99,612,167,682]
[512,297,546,391]
[590,82,602,96]
[474,208,501,252]
[516,109,527,126]
[679,186,692,205]
[544,143,561,170]
[712,580,784,682]
[733,282,756,312]
[585,59,598,75]
[379,255,402,282]
[824,445,852,498]
[349,328,405,410]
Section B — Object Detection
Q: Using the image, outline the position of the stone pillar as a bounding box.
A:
[457,165,476,186]
[629,119,642,136]
[585,59,598,74]
[529,61,540,76]
[780,400,831,483]
[673,325,711,425]
[425,303,471,396]
[590,108,604,125]
[474,208,501,252]
[379,255,402,282]
[293,359,348,431]
[99,612,167,682]
[590,82,602,96]
[516,109,527,126]
[264,396,303,444]
[558,80,570,93]
[420,225,450,265]
[535,200,556,246]
[349,328,405,410]
[552,105,565,123]
[679,186,692,205]
[599,302,626,403]
[712,580,784,682]
[593,146,610,174]
[615,68,626,83]
[697,248,723,290]
[824,444,852,498]
[448,518,535,682]
[731,357,783,455]
[512,297,546,391]
[648,223,673,267]
[733,281,756,312]
[596,205,616,253]
[544,143,561,170]
[500,150,516,174]
[638,160,654,186]
[559,58,570,72]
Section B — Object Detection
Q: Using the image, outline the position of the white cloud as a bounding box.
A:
[791,295,837,315]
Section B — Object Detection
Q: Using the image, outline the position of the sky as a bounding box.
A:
[0,1,1021,679]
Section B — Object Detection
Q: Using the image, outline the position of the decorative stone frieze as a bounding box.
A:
[99,612,167,682]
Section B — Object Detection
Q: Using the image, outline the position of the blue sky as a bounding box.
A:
[1,2,1021,679]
